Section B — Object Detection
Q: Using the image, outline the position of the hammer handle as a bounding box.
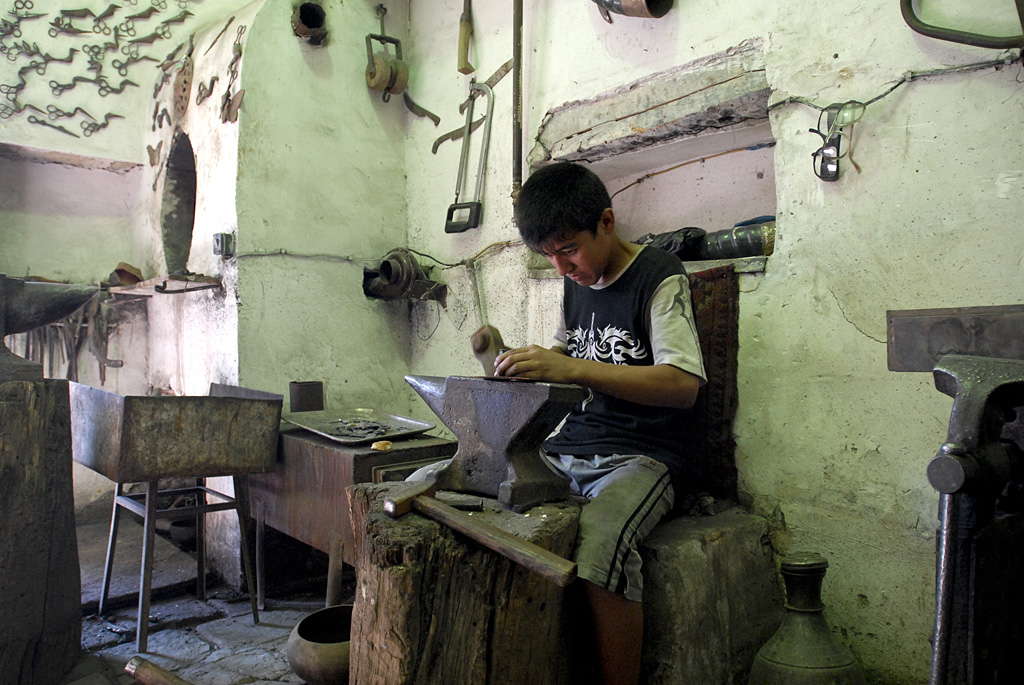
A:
[125,657,193,685]
[412,496,577,586]
[457,0,474,74]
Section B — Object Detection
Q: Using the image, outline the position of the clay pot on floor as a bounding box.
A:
[286,604,352,685]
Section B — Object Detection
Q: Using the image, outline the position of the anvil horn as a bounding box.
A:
[404,375,448,419]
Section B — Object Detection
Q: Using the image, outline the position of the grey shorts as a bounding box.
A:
[545,452,674,602]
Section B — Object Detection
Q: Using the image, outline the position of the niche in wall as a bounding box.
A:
[161,132,198,274]
[527,38,775,274]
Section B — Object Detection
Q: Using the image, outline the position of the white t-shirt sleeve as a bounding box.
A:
[646,274,707,385]
[552,298,569,351]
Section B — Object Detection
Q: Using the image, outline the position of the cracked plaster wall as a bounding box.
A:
[233,0,414,416]
[401,1,1024,682]
[2,0,1023,680]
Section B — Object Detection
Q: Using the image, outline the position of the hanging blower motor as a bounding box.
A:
[365,33,409,102]
[362,248,448,305]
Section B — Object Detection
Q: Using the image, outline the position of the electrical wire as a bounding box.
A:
[235,249,373,265]
[468,240,523,263]
[609,144,776,201]
[767,50,1023,113]
[768,50,1021,178]
[416,299,443,341]
[406,248,462,268]
[408,241,524,270]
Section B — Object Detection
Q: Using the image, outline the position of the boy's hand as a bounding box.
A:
[495,345,700,409]
[494,345,574,383]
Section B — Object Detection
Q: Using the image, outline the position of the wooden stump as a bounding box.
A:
[0,380,81,684]
[348,482,582,685]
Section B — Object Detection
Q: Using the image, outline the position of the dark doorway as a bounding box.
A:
[161,132,197,274]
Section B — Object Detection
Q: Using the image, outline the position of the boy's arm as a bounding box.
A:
[494,274,704,410]
[495,346,699,409]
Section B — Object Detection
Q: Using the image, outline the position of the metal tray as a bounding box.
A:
[281,407,435,444]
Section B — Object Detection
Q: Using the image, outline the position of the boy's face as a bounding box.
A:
[537,209,616,286]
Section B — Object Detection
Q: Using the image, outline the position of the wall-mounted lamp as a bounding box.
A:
[810,100,865,182]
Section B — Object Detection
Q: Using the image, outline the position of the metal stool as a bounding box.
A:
[69,382,282,653]
[99,477,260,652]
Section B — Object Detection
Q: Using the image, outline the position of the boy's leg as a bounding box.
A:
[586,580,644,685]
[562,453,674,600]
[546,453,674,685]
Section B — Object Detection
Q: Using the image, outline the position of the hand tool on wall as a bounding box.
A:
[364,27,440,124]
[445,81,494,233]
[383,481,577,586]
[432,59,511,153]
[458,0,475,74]
[365,33,409,102]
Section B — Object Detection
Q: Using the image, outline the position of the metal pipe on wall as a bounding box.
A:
[512,0,523,202]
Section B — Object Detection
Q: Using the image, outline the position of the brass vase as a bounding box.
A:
[748,552,866,684]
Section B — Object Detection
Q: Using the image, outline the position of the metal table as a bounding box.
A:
[249,427,456,606]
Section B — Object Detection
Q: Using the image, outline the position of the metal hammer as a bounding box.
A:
[382,481,577,587]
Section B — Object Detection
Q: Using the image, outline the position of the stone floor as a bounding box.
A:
[62,514,341,685]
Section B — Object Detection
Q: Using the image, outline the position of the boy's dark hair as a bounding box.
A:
[515,162,611,250]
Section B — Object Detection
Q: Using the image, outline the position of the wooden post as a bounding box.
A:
[348,482,582,685]
[0,380,81,684]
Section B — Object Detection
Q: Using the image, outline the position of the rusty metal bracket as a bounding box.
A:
[154,279,220,295]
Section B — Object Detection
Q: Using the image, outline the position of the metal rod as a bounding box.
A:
[469,82,494,203]
[453,93,476,202]
[512,0,523,201]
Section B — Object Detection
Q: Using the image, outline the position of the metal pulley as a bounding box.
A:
[365,33,408,101]
[362,249,447,305]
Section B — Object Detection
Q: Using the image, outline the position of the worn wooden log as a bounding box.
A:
[348,482,582,685]
[0,380,81,684]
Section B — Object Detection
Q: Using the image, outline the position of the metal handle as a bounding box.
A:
[900,0,1024,49]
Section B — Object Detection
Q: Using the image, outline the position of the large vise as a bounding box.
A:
[405,375,587,512]
[926,354,1024,685]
